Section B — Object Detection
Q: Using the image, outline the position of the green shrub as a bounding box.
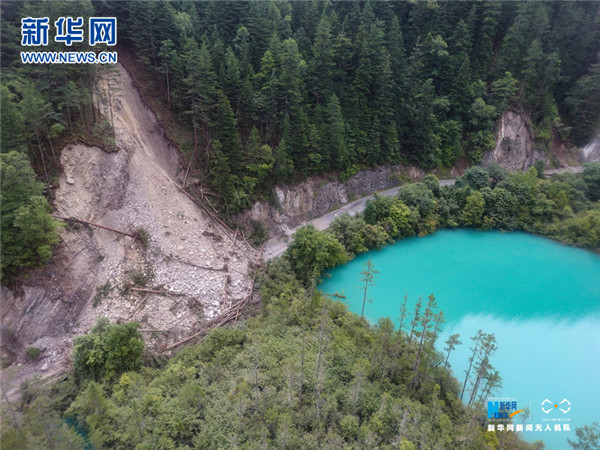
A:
[135,227,151,250]
[73,318,144,382]
[93,281,113,307]
[25,347,41,360]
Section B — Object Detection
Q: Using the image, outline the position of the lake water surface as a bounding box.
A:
[319,229,600,449]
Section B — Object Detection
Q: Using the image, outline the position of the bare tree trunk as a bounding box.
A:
[468,336,496,407]
[105,68,116,140]
[43,121,57,163]
[299,329,305,404]
[351,366,364,413]
[532,60,552,117]
[409,314,431,391]
[89,74,97,124]
[429,312,444,347]
[77,103,86,133]
[183,121,199,188]
[165,61,170,104]
[398,292,409,332]
[460,331,482,401]
[518,74,528,103]
[65,103,72,130]
[409,296,422,342]
[51,215,138,238]
[361,273,369,318]
[469,358,490,407]
[35,129,51,187]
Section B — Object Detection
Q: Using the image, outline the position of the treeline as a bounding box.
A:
[96,0,600,212]
[1,264,539,449]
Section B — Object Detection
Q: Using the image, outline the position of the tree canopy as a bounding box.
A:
[56,0,600,212]
[0,151,61,283]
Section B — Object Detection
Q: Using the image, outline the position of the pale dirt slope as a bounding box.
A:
[1,64,258,398]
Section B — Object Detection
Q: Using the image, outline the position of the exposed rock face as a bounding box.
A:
[484,110,547,171]
[238,165,424,237]
[580,137,600,162]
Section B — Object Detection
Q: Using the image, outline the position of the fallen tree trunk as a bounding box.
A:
[129,287,188,296]
[127,294,149,320]
[163,270,259,351]
[175,184,258,261]
[164,254,228,272]
[163,297,250,351]
[52,215,138,239]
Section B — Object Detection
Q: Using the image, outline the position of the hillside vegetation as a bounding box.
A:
[1,260,541,450]
[3,167,598,448]
[94,0,599,212]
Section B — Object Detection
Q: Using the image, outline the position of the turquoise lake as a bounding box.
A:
[319,229,600,449]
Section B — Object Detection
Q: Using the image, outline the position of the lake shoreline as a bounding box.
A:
[320,229,600,450]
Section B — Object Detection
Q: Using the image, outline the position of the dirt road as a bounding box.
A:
[543,166,584,176]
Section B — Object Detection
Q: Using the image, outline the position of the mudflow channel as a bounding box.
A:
[1,64,259,395]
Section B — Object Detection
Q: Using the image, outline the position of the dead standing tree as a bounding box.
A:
[360,259,378,318]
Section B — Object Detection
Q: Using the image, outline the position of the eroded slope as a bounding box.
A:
[1,65,258,391]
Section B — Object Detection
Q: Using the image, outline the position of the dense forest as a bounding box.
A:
[104,0,600,213]
[2,0,599,281]
[2,1,600,215]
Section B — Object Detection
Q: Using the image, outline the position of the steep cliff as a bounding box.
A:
[237,165,427,241]
[483,110,547,171]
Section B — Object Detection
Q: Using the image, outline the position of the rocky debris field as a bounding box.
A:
[1,64,259,398]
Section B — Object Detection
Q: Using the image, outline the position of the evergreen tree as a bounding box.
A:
[245,127,274,195]
[278,39,311,173]
[323,93,349,170]
[0,85,25,152]
[309,14,335,103]
[209,140,238,213]
[214,90,242,174]
[566,64,600,146]
[470,2,501,79]
[375,49,400,163]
